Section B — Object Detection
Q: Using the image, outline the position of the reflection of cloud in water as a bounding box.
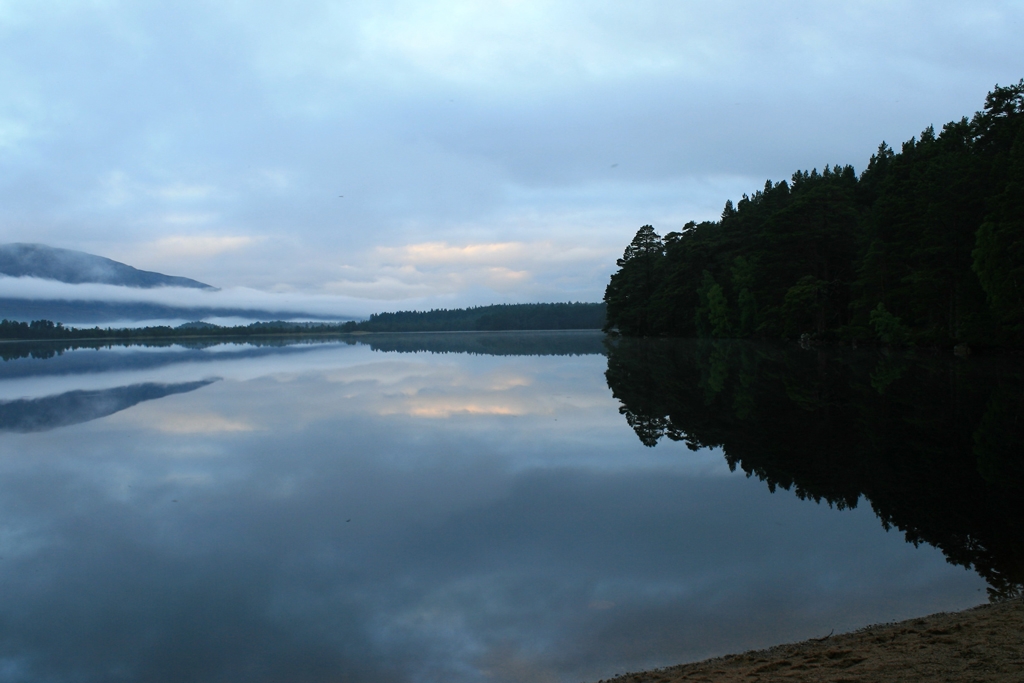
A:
[0,344,362,401]
[0,332,602,402]
[402,403,524,418]
[146,412,254,434]
[0,451,984,683]
[0,380,217,433]
[0,338,988,681]
[360,367,559,421]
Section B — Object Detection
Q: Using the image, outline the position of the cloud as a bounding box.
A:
[381,242,531,267]
[402,403,523,418]
[0,1,1020,306]
[0,116,31,149]
[348,1,686,89]
[150,235,261,258]
[153,183,217,201]
[319,240,611,303]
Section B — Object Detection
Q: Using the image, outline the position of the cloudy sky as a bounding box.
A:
[0,1,1022,315]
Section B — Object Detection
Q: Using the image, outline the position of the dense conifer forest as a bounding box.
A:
[604,81,1024,347]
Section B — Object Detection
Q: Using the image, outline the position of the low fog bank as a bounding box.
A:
[0,277,376,324]
[0,298,353,326]
[0,276,604,327]
[0,243,214,290]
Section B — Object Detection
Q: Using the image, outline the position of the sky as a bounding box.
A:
[0,1,1022,317]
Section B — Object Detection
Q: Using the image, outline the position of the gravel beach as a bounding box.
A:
[601,598,1024,683]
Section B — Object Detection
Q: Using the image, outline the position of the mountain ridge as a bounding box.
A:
[0,243,215,290]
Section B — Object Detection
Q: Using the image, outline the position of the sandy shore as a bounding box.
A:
[601,599,1024,682]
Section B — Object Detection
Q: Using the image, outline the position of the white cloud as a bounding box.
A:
[153,183,217,201]
[155,213,218,226]
[318,239,612,303]
[0,116,30,149]
[150,235,259,258]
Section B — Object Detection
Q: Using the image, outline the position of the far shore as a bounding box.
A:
[601,598,1023,683]
[0,327,606,345]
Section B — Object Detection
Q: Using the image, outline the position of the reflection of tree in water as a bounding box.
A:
[0,331,608,364]
[605,339,1024,601]
[358,331,607,357]
[0,337,324,362]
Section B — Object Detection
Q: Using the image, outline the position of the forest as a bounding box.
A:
[603,81,1024,347]
[0,318,337,343]
[337,302,605,332]
[0,302,606,344]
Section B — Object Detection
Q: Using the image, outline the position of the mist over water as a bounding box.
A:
[0,333,994,682]
[0,277,369,324]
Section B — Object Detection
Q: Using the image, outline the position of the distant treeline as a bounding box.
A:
[337,302,605,333]
[0,302,606,343]
[0,318,333,343]
[604,81,1024,347]
[0,330,605,363]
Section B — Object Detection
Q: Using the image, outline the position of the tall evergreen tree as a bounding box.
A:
[972,83,1024,336]
[603,225,665,335]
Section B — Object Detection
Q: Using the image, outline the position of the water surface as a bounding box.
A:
[0,332,1010,682]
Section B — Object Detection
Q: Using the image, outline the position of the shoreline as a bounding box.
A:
[602,598,1024,682]
[0,327,606,346]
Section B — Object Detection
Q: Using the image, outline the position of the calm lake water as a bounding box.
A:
[0,331,1019,683]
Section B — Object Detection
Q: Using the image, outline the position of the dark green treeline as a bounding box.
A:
[0,303,605,344]
[604,81,1024,346]
[340,302,605,333]
[605,339,1024,601]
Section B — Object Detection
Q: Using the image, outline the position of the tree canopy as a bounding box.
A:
[604,81,1024,347]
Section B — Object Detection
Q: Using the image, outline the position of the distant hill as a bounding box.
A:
[0,243,214,289]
